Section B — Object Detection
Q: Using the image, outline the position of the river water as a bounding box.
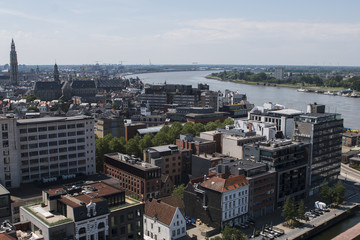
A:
[311,211,360,240]
[129,71,359,129]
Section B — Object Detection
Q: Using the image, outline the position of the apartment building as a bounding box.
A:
[0,115,96,189]
[244,139,309,206]
[20,181,144,240]
[144,145,192,185]
[293,111,343,194]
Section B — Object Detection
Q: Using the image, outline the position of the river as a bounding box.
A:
[311,211,360,240]
[129,71,359,129]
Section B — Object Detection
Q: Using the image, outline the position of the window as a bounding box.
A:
[172,230,175,236]
[3,141,8,148]
[2,132,8,139]
[1,124,8,131]
[158,227,161,233]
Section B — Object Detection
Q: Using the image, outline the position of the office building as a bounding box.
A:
[293,107,343,194]
[104,153,161,200]
[0,115,96,188]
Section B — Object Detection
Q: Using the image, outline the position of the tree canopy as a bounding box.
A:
[95,119,234,172]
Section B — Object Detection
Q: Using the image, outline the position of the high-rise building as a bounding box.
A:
[9,39,18,86]
[0,115,96,188]
[293,104,343,194]
[274,67,284,80]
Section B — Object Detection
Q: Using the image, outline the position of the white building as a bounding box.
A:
[200,173,249,228]
[144,199,186,240]
[0,115,96,188]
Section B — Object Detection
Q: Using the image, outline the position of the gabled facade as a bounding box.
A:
[144,199,186,240]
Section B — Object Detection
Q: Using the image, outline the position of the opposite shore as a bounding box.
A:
[205,74,360,95]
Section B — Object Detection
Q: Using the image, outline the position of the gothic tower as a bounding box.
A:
[10,39,18,86]
[54,63,60,83]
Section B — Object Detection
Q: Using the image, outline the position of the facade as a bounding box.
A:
[176,134,216,155]
[0,115,95,188]
[138,94,167,111]
[9,39,18,86]
[186,112,229,124]
[144,145,191,185]
[0,185,11,223]
[342,132,359,147]
[244,139,309,206]
[293,112,343,193]
[104,153,161,200]
[274,67,284,79]
[20,181,144,240]
[209,160,276,218]
[184,174,249,230]
[199,130,223,153]
[95,117,125,138]
[220,128,266,159]
[144,199,186,240]
[249,106,303,139]
[33,82,62,101]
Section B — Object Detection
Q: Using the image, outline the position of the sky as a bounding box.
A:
[1,0,360,66]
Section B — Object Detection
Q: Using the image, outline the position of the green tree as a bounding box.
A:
[221,226,248,240]
[282,197,296,221]
[334,180,346,205]
[205,121,217,131]
[139,133,154,152]
[181,122,196,136]
[26,94,38,102]
[95,134,113,172]
[168,122,183,141]
[297,200,306,220]
[193,123,205,136]
[320,179,331,204]
[152,131,171,146]
[172,184,185,200]
[125,135,141,157]
[108,137,125,153]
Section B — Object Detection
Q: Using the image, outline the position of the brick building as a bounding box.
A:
[104,153,161,200]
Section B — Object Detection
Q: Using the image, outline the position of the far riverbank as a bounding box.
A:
[205,75,359,94]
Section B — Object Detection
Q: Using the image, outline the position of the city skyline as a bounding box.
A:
[1,0,360,66]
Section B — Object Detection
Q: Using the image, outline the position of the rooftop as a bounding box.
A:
[201,174,249,193]
[268,108,303,116]
[17,115,92,125]
[145,199,177,226]
[0,184,9,195]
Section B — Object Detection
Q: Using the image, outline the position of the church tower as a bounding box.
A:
[54,63,60,83]
[10,39,18,86]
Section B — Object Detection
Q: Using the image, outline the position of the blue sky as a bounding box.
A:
[1,0,360,65]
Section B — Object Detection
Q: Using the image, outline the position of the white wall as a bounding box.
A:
[221,185,249,226]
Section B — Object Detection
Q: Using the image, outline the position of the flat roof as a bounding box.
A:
[149,145,178,153]
[17,115,92,125]
[137,125,164,135]
[268,109,303,116]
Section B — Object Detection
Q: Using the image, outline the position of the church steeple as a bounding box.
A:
[54,63,60,83]
[10,39,18,86]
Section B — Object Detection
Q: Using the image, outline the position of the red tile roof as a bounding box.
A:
[0,233,16,240]
[201,175,249,193]
[145,200,177,226]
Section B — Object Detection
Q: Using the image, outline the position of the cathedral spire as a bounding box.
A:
[10,39,18,86]
[54,62,60,83]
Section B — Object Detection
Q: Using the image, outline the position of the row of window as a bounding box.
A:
[19,124,85,133]
[21,151,85,158]
[21,144,85,151]
[20,132,85,141]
